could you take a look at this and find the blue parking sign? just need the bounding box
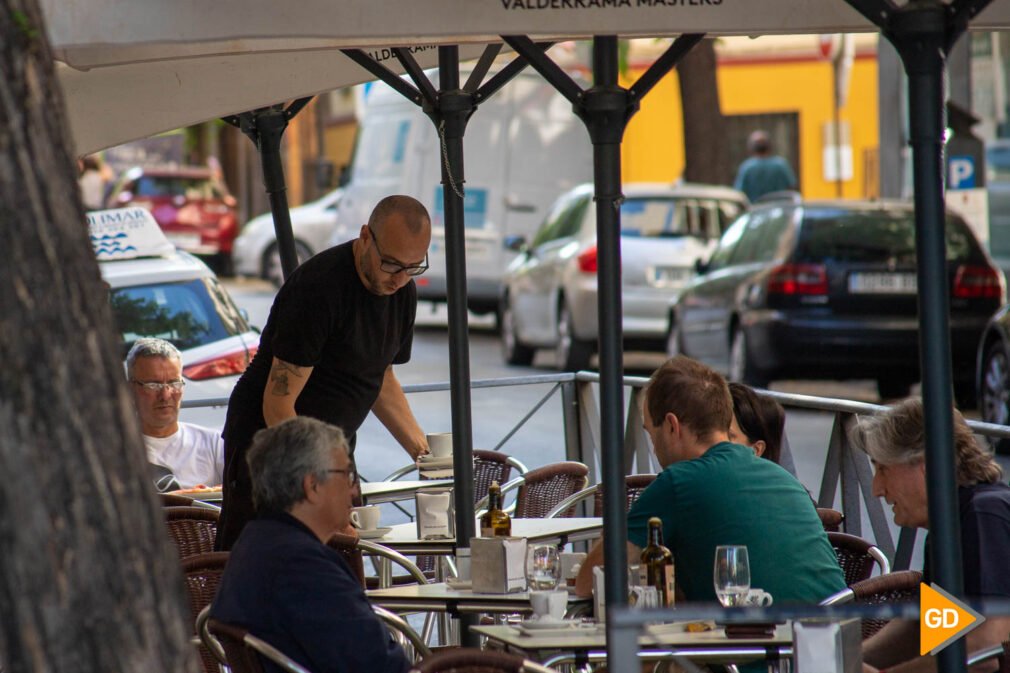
[948,155,976,189]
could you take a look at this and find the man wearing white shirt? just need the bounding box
[127,338,224,489]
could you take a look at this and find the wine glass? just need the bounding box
[713,545,750,607]
[526,544,561,591]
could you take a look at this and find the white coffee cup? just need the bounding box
[350,505,381,531]
[744,588,773,606]
[530,589,567,622]
[426,432,453,458]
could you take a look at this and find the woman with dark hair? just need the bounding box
[728,382,786,465]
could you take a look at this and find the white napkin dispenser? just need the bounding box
[415,487,455,540]
[470,537,528,594]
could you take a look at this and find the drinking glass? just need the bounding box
[526,544,561,591]
[713,545,750,607]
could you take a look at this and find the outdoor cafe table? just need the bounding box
[360,479,454,505]
[366,582,591,617]
[471,621,794,670]
[371,517,604,557]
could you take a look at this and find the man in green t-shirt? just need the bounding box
[576,356,844,605]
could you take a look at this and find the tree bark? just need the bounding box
[677,39,731,186]
[0,2,197,672]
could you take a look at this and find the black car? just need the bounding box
[976,308,1010,451]
[668,199,1004,406]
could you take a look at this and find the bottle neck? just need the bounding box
[648,523,663,547]
[489,490,500,511]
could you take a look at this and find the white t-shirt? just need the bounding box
[145,422,224,489]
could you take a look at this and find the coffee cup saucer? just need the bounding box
[355,526,393,540]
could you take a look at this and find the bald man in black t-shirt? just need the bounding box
[217,195,432,549]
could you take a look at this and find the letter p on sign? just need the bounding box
[949,156,976,189]
[920,583,985,655]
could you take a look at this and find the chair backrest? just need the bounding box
[162,492,196,507]
[827,531,890,585]
[165,506,220,559]
[592,474,657,517]
[325,533,367,588]
[515,462,589,518]
[816,508,845,532]
[372,605,432,662]
[849,569,922,639]
[181,552,230,673]
[473,450,518,505]
[409,647,529,673]
[208,620,314,673]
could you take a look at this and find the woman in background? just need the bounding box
[728,381,786,465]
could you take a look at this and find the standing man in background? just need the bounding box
[217,195,432,550]
[734,130,797,202]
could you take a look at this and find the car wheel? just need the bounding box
[876,378,913,401]
[556,301,593,372]
[665,313,681,358]
[980,341,1010,454]
[729,328,768,387]
[263,240,313,287]
[500,296,535,367]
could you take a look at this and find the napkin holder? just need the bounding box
[793,618,861,673]
[415,487,455,540]
[470,536,528,594]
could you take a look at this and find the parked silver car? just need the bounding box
[500,182,749,370]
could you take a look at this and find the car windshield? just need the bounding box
[109,277,248,356]
[797,209,974,264]
[136,176,224,200]
[620,197,740,241]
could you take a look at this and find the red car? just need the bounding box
[107,166,239,274]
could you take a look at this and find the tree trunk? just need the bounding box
[677,39,731,186]
[0,3,197,672]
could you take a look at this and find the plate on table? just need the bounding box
[356,527,393,540]
[417,454,454,469]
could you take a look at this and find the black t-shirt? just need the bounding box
[224,240,416,450]
[922,482,1010,598]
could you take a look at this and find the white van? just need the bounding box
[328,68,593,320]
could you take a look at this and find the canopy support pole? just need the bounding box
[503,33,701,673]
[342,43,534,647]
[845,2,990,671]
[223,98,312,283]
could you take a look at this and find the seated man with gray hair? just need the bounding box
[858,397,1010,673]
[210,417,410,673]
[126,338,224,489]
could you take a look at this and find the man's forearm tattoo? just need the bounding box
[270,361,304,397]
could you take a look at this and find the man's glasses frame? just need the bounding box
[368,225,428,277]
[132,379,186,393]
[327,467,357,483]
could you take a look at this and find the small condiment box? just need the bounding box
[415,487,455,540]
[470,537,528,594]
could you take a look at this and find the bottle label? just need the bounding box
[480,525,492,537]
[664,564,675,607]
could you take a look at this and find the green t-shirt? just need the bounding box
[627,442,845,604]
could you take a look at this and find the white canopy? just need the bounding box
[44,0,1010,154]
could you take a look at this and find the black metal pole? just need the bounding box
[225,106,303,282]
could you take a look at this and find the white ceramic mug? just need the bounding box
[426,432,453,458]
[530,590,567,622]
[744,588,774,606]
[350,505,381,530]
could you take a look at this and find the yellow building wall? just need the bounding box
[620,55,880,199]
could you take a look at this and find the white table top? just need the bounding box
[359,479,454,504]
[367,582,590,615]
[372,517,604,555]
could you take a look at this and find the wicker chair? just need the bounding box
[409,647,558,673]
[162,492,196,507]
[208,619,311,673]
[967,640,1010,672]
[181,552,230,673]
[592,474,656,516]
[827,531,891,585]
[820,569,922,639]
[513,462,589,519]
[165,506,219,559]
[326,532,367,587]
[816,508,845,532]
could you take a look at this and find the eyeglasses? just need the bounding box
[327,467,357,483]
[131,379,185,393]
[369,226,428,277]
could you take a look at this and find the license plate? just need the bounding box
[166,233,201,250]
[848,272,917,294]
[651,266,692,287]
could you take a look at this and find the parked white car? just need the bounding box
[500,182,749,371]
[233,188,342,286]
[90,208,260,429]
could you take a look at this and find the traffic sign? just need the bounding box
[949,155,977,189]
